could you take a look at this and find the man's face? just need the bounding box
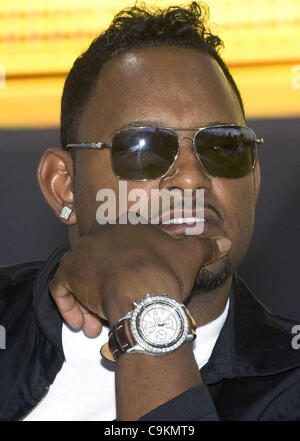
[72,46,260,289]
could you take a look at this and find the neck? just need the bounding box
[186,275,232,327]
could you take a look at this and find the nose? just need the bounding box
[159,136,212,191]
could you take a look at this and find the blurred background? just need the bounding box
[0,0,299,319]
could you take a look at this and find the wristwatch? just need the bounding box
[100,293,196,362]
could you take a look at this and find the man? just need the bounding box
[1,2,300,421]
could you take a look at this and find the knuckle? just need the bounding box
[179,235,219,266]
[200,242,217,265]
[58,251,73,273]
[167,268,185,298]
[180,235,196,247]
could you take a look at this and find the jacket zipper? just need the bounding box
[19,386,49,421]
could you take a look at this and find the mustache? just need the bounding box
[129,193,222,225]
[148,189,221,223]
[96,182,224,227]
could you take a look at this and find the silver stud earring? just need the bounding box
[60,206,73,221]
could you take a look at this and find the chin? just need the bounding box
[191,257,233,294]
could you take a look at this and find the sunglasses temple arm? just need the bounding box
[65,142,111,150]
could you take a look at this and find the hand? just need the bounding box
[49,222,231,336]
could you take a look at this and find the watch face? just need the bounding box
[138,303,182,347]
[130,295,189,354]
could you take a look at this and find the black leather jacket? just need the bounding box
[1,246,300,421]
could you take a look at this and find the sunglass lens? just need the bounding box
[111,128,178,180]
[195,126,257,178]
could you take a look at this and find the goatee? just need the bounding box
[191,259,232,295]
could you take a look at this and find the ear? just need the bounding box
[37,148,77,225]
[253,157,261,205]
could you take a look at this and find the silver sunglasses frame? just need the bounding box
[65,124,264,181]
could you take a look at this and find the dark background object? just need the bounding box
[0,118,299,320]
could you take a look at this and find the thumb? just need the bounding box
[200,235,232,266]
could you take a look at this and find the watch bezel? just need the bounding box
[129,294,189,355]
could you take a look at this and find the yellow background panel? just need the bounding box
[2,63,299,129]
[0,0,299,127]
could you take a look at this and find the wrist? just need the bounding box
[116,342,203,421]
[104,298,132,328]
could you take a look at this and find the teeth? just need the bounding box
[162,217,205,225]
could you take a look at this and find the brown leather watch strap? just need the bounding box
[185,307,197,336]
[108,318,136,360]
[100,305,196,362]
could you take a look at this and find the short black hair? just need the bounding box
[61,1,245,149]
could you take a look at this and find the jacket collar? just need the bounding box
[201,273,300,384]
[33,245,69,357]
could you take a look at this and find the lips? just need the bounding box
[157,207,222,237]
[161,217,205,225]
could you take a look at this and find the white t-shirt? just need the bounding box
[24,299,229,421]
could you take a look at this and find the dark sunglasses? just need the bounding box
[65,124,264,181]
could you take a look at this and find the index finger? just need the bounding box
[49,274,85,330]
